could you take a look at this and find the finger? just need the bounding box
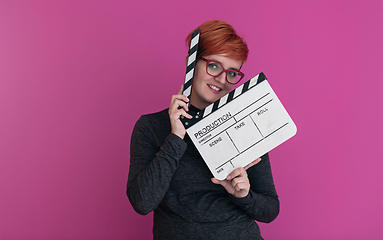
[171,94,189,105]
[211,178,221,185]
[230,176,249,190]
[231,175,247,187]
[178,84,184,95]
[234,182,249,192]
[211,178,228,188]
[170,97,190,114]
[244,158,262,170]
[171,96,190,108]
[226,167,246,180]
[170,108,192,120]
[170,98,189,112]
[178,109,193,119]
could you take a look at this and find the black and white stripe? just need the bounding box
[183,29,201,103]
[182,72,267,129]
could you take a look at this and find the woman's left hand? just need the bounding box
[211,158,261,198]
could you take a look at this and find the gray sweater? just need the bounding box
[127,106,279,240]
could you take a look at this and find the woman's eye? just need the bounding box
[228,71,238,78]
[208,62,219,69]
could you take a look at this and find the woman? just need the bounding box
[127,20,279,240]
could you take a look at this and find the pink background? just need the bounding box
[1,0,382,239]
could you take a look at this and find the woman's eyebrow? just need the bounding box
[211,59,240,71]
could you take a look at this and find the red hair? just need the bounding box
[186,20,249,62]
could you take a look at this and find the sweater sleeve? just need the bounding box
[126,115,187,215]
[229,153,280,223]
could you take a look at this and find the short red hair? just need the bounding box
[186,20,249,62]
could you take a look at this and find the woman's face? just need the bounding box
[190,54,243,109]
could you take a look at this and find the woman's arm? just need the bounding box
[127,115,187,215]
[127,85,192,215]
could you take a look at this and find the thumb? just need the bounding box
[211,178,227,187]
[211,178,223,185]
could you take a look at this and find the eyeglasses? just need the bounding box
[199,57,245,84]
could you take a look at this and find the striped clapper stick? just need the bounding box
[182,29,200,107]
[183,72,297,180]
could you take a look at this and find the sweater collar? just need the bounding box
[188,104,201,114]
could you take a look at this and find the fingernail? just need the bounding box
[226,175,231,180]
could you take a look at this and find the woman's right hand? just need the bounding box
[168,85,192,139]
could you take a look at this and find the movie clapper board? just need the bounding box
[181,30,297,180]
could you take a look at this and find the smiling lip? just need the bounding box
[207,84,222,93]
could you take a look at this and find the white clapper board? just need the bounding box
[181,30,297,180]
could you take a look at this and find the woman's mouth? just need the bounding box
[207,84,221,92]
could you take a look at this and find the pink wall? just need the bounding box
[1,0,382,239]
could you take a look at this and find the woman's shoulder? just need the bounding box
[134,108,170,131]
[139,108,169,122]
[132,108,171,145]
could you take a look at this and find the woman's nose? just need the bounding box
[214,72,226,84]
